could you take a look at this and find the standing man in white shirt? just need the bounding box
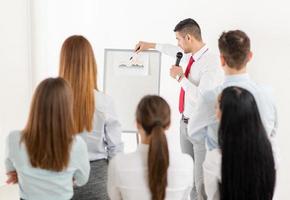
[135,18,224,200]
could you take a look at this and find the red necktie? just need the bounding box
[179,56,194,113]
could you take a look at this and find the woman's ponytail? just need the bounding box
[148,125,169,200]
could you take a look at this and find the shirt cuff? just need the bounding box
[155,43,163,52]
[179,76,189,91]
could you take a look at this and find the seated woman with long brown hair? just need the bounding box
[5,77,90,200]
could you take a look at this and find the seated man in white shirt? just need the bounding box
[203,86,276,200]
[108,95,193,200]
[187,30,278,199]
[135,18,224,200]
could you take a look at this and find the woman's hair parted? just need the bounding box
[218,86,276,200]
[136,95,171,200]
[22,77,75,172]
[59,35,97,133]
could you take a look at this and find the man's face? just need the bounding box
[175,32,191,53]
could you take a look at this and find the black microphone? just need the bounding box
[175,52,183,66]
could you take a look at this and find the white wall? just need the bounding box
[1,0,290,198]
[0,0,32,185]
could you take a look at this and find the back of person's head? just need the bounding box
[136,95,171,200]
[218,30,251,70]
[22,77,75,172]
[218,86,276,200]
[59,35,97,133]
[174,18,202,41]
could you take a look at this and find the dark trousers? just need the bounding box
[72,159,109,200]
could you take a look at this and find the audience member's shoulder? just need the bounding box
[256,83,276,104]
[111,149,147,170]
[94,90,115,111]
[202,85,222,104]
[72,135,88,152]
[258,83,274,96]
[94,90,109,102]
[7,130,21,143]
[5,131,22,152]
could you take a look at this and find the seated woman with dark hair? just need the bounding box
[203,86,276,200]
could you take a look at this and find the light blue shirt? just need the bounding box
[188,73,278,150]
[5,131,90,200]
[79,91,124,161]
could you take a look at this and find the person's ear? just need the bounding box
[247,51,253,62]
[220,54,226,66]
[136,122,142,130]
[216,109,222,121]
[186,34,191,41]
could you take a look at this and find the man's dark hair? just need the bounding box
[218,30,251,70]
[174,18,202,41]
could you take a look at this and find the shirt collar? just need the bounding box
[192,44,209,61]
[224,73,250,83]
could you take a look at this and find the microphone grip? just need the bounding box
[175,52,183,67]
[175,58,181,66]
